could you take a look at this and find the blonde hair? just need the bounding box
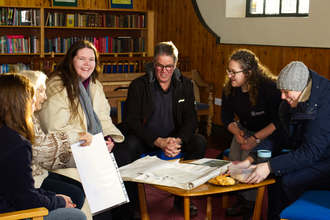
[19,70,47,88]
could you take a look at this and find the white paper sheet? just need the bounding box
[119,156,232,190]
[71,132,129,215]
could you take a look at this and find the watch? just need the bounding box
[252,134,261,144]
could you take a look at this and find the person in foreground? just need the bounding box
[19,70,91,210]
[118,41,207,216]
[221,49,282,219]
[37,40,134,220]
[0,73,86,220]
[235,61,330,220]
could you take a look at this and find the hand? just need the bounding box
[78,132,93,146]
[154,137,181,158]
[245,162,270,184]
[241,136,256,151]
[233,158,253,169]
[105,137,115,152]
[235,130,246,145]
[57,194,76,208]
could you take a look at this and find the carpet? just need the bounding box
[143,148,269,220]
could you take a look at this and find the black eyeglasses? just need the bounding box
[226,68,244,76]
[155,63,174,71]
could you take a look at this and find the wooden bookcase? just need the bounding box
[0,6,154,73]
[0,6,43,71]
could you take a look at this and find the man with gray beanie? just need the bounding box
[232,61,330,220]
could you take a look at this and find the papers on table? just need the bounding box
[189,158,232,168]
[71,132,129,216]
[119,156,232,190]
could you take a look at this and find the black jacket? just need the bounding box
[0,125,65,214]
[119,62,198,147]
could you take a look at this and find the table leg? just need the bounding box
[184,196,190,220]
[137,183,150,220]
[205,196,212,220]
[222,193,228,208]
[253,186,265,220]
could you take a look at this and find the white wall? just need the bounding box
[195,0,329,48]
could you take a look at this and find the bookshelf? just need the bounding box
[0,6,43,73]
[0,6,154,73]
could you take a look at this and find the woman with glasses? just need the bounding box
[221,49,282,220]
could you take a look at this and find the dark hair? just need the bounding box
[0,73,35,143]
[154,41,179,64]
[224,49,277,106]
[47,40,101,123]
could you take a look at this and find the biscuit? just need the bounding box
[209,175,236,186]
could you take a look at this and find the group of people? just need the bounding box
[0,39,329,220]
[0,40,206,220]
[222,49,330,220]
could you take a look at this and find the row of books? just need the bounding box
[36,60,137,74]
[0,63,30,74]
[44,36,145,54]
[0,35,39,54]
[1,8,40,26]
[45,12,145,28]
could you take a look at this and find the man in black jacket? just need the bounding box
[119,41,206,217]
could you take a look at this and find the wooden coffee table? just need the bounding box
[137,175,275,220]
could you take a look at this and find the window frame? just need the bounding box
[246,0,308,17]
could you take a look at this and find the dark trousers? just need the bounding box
[267,166,330,220]
[41,172,86,209]
[124,133,207,162]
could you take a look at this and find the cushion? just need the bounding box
[280,190,330,220]
[196,102,209,110]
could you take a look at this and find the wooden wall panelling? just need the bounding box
[210,42,222,125]
[187,2,199,71]
[179,0,190,61]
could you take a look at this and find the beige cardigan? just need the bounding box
[37,76,124,144]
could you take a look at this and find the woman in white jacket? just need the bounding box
[37,40,134,220]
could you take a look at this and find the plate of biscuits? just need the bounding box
[208,175,238,186]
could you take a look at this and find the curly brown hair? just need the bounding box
[0,73,35,143]
[223,49,277,106]
[47,40,101,124]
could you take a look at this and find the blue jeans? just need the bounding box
[45,208,86,220]
[268,166,330,220]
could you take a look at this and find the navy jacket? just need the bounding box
[118,62,198,147]
[0,125,65,214]
[251,69,330,177]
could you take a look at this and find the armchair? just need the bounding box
[0,207,48,220]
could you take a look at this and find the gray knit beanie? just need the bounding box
[277,61,309,91]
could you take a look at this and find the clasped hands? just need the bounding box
[154,137,182,158]
[235,130,256,151]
